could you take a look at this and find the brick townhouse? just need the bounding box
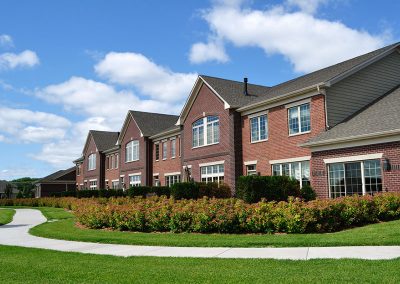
[74,42,400,198]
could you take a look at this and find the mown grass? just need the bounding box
[0,208,15,225]
[0,245,400,283]
[9,206,399,248]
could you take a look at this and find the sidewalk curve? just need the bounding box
[1,209,400,260]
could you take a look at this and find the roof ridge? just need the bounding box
[129,110,179,117]
[200,74,271,88]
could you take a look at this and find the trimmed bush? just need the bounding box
[299,185,317,201]
[127,186,152,197]
[198,182,231,198]
[170,182,199,200]
[236,175,300,203]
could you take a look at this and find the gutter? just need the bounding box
[149,126,181,140]
[301,129,400,148]
[237,83,326,113]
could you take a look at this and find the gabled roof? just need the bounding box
[82,130,120,154]
[303,85,400,147]
[36,167,76,183]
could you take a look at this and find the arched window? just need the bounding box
[126,140,139,162]
[192,116,219,147]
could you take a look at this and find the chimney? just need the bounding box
[243,77,248,96]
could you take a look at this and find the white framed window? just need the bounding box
[155,143,160,161]
[250,114,268,142]
[111,156,115,169]
[88,154,96,171]
[154,175,160,186]
[162,141,167,160]
[246,164,257,176]
[129,175,141,187]
[171,138,176,158]
[89,180,97,190]
[288,103,311,135]
[192,116,219,148]
[112,180,119,189]
[272,161,310,188]
[76,164,81,176]
[201,164,224,184]
[328,159,382,198]
[115,154,119,169]
[126,140,139,162]
[165,175,181,187]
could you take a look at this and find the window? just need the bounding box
[155,143,160,161]
[250,114,268,142]
[76,164,81,176]
[171,139,176,158]
[162,141,167,160]
[114,154,119,169]
[89,180,97,190]
[154,175,160,186]
[246,164,257,176]
[192,116,219,147]
[126,140,139,162]
[201,164,224,184]
[88,154,96,171]
[288,103,311,135]
[111,156,115,169]
[106,157,109,170]
[272,161,310,188]
[166,175,181,187]
[329,159,382,198]
[129,175,141,187]
[120,176,125,189]
[112,180,119,189]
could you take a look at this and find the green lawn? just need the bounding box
[0,208,15,225]
[0,245,399,283]
[14,207,400,247]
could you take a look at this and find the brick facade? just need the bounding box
[82,135,104,189]
[119,117,149,188]
[105,152,120,188]
[311,141,400,198]
[75,163,84,189]
[152,135,182,186]
[241,95,327,175]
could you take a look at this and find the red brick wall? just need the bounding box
[152,135,182,186]
[119,116,148,188]
[82,134,103,188]
[75,163,84,189]
[105,152,120,188]
[311,141,400,198]
[242,95,327,175]
[182,84,236,191]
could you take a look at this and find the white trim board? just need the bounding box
[128,172,141,176]
[244,160,258,166]
[285,98,311,109]
[269,156,311,165]
[199,160,225,167]
[164,171,181,176]
[324,153,383,164]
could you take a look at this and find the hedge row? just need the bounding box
[2,193,400,234]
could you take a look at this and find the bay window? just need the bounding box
[288,103,311,135]
[192,116,219,147]
[126,140,139,162]
[201,164,224,184]
[328,159,382,198]
[272,161,310,188]
[250,114,268,142]
[88,154,96,171]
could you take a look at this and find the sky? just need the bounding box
[0,0,399,180]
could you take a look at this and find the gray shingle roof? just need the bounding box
[36,167,76,183]
[90,130,120,152]
[129,110,178,137]
[305,86,400,145]
[201,43,400,109]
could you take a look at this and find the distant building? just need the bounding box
[0,180,18,199]
[34,167,76,198]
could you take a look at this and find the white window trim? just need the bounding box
[248,110,268,119]
[155,142,160,161]
[162,141,167,160]
[324,153,383,164]
[170,138,176,158]
[88,154,96,171]
[119,175,124,178]
[270,156,311,165]
[285,98,311,109]
[153,173,160,177]
[288,103,311,136]
[164,171,181,176]
[128,172,142,176]
[125,140,139,163]
[244,160,258,166]
[199,160,225,167]
[182,165,192,169]
[111,179,119,182]
[272,161,310,188]
[192,116,220,149]
[250,113,269,143]
[89,179,97,182]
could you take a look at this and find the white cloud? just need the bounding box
[192,0,390,72]
[189,39,229,64]
[0,34,13,47]
[0,167,39,180]
[0,50,39,70]
[95,52,197,102]
[0,107,71,143]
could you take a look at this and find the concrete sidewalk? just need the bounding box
[1,209,400,260]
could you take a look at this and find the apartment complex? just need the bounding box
[74,42,400,198]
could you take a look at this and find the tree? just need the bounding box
[4,183,13,199]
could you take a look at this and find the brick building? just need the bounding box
[73,42,400,198]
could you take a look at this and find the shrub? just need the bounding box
[170,182,199,200]
[236,175,300,203]
[198,182,231,198]
[300,185,317,201]
[127,186,152,197]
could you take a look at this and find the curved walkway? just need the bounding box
[1,209,400,260]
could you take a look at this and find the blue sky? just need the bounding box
[0,0,399,180]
